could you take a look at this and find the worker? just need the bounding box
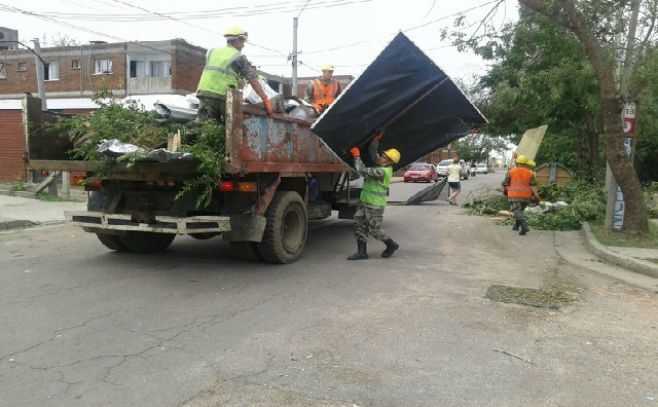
[305,64,342,114]
[347,133,400,260]
[502,155,540,236]
[196,27,273,122]
[527,159,537,176]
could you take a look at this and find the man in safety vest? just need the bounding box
[502,155,540,236]
[347,133,400,260]
[196,27,273,122]
[305,64,342,114]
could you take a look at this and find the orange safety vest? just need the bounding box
[311,78,339,113]
[507,167,533,199]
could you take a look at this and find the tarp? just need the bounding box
[311,32,487,169]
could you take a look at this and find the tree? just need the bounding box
[516,0,648,233]
[454,132,508,164]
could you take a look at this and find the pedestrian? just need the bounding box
[196,27,273,122]
[502,155,540,236]
[305,64,342,114]
[447,157,462,205]
[347,133,401,260]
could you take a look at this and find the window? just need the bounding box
[71,59,80,69]
[94,59,113,74]
[0,66,6,79]
[17,62,27,72]
[129,60,145,78]
[44,62,59,80]
[150,60,170,78]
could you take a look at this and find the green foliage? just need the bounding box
[176,121,226,208]
[68,96,172,161]
[9,178,25,192]
[590,221,658,249]
[464,194,509,215]
[527,182,606,230]
[454,133,508,164]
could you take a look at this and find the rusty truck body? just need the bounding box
[27,90,357,263]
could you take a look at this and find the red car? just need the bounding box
[404,162,438,183]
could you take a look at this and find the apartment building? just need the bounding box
[0,36,206,99]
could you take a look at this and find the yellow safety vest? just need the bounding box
[197,46,241,96]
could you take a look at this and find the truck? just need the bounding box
[24,33,486,264]
[27,90,358,264]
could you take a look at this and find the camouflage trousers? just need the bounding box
[509,199,529,222]
[197,95,226,123]
[353,203,390,242]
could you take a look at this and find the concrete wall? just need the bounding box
[127,77,172,95]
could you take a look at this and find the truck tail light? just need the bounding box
[218,181,235,192]
[236,182,257,192]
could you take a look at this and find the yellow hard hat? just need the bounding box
[527,160,536,167]
[224,27,248,40]
[321,64,334,71]
[382,148,401,164]
[516,155,528,165]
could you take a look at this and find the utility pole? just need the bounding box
[291,17,299,98]
[32,38,47,110]
[604,0,641,230]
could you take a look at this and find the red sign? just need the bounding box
[623,102,636,136]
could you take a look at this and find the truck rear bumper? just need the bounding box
[65,211,231,235]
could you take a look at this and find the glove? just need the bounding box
[373,132,383,141]
[350,147,360,158]
[263,98,273,115]
[503,187,508,197]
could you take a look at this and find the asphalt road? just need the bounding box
[1,172,657,407]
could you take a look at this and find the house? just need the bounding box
[0,36,206,99]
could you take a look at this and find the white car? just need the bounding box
[436,159,469,180]
[476,163,489,174]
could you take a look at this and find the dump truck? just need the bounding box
[25,33,486,264]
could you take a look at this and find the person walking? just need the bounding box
[305,64,342,114]
[502,155,540,236]
[446,158,462,205]
[196,27,273,122]
[347,133,400,260]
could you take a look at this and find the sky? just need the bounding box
[0,0,518,83]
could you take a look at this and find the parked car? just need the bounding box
[476,163,489,174]
[404,162,439,183]
[436,159,469,180]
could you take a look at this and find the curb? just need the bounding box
[0,188,37,199]
[0,219,37,231]
[581,222,658,279]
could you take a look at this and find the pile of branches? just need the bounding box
[42,96,225,208]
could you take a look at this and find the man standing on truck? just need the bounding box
[305,64,342,114]
[502,155,540,236]
[347,133,401,260]
[196,27,273,122]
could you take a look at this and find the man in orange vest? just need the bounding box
[502,155,540,235]
[305,64,342,114]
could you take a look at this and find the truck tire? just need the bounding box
[95,233,127,252]
[257,191,308,264]
[119,232,175,253]
[230,242,263,262]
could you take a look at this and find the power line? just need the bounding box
[0,3,173,56]
[297,0,313,17]
[302,0,501,55]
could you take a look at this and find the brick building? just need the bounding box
[0,38,206,99]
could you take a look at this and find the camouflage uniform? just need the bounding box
[353,140,390,243]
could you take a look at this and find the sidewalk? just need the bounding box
[0,194,86,231]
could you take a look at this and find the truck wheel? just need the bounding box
[258,191,308,264]
[95,233,127,252]
[230,242,263,262]
[119,232,175,253]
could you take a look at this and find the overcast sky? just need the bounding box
[0,0,518,82]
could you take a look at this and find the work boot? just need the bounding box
[512,220,521,231]
[519,222,530,236]
[381,238,399,258]
[347,241,368,260]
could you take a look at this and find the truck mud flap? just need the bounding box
[65,211,231,234]
[222,214,266,242]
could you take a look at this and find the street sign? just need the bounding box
[623,102,636,136]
